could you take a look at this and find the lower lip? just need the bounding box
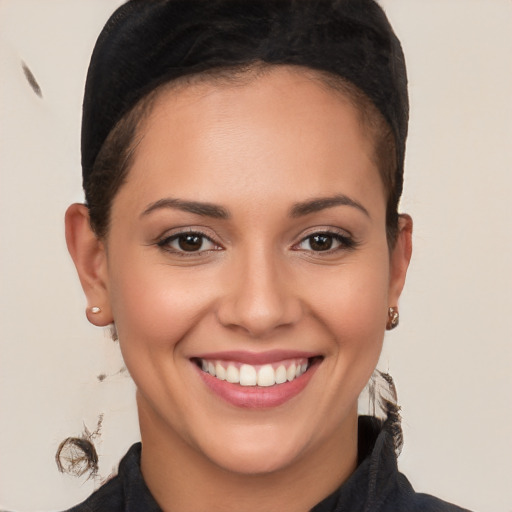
[194,361,319,409]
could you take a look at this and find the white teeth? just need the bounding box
[239,364,257,386]
[199,358,311,387]
[226,365,239,383]
[215,362,226,381]
[287,363,296,382]
[275,365,287,384]
[257,365,276,387]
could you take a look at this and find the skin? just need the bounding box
[66,66,412,512]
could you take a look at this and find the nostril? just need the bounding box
[216,293,303,338]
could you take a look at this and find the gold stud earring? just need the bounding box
[386,307,399,330]
[90,306,101,314]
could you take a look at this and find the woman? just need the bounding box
[62,0,467,511]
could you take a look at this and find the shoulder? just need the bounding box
[402,493,472,512]
[386,472,473,512]
[413,494,473,512]
[356,416,474,512]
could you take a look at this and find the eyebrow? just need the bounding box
[141,193,369,220]
[290,194,370,218]
[141,198,230,219]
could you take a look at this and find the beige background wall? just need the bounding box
[1,1,510,511]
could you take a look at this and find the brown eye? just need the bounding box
[295,231,355,253]
[309,234,333,251]
[158,231,220,254]
[178,234,204,251]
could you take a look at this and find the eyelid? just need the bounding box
[154,225,221,243]
[155,227,224,255]
[291,227,358,253]
[296,226,353,240]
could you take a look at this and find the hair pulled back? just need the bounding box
[82,0,408,244]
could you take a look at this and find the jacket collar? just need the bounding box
[120,416,397,512]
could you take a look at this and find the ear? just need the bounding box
[65,203,113,326]
[388,214,413,306]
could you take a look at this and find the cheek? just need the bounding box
[304,252,390,389]
[306,257,390,337]
[107,256,214,351]
[344,270,389,339]
[342,268,389,368]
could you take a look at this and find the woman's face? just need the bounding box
[73,67,411,475]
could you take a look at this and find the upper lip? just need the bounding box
[192,350,320,365]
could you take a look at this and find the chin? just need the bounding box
[202,434,305,476]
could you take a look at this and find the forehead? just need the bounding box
[117,66,385,216]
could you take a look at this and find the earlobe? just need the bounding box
[388,214,413,307]
[65,204,113,326]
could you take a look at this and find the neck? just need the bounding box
[138,393,359,512]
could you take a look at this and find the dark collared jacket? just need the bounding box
[65,417,471,512]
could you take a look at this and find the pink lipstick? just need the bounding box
[192,352,322,409]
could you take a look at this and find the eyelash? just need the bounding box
[293,230,358,254]
[156,230,222,257]
[156,228,357,258]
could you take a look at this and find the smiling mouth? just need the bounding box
[192,357,322,387]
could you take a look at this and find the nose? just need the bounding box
[216,248,303,338]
